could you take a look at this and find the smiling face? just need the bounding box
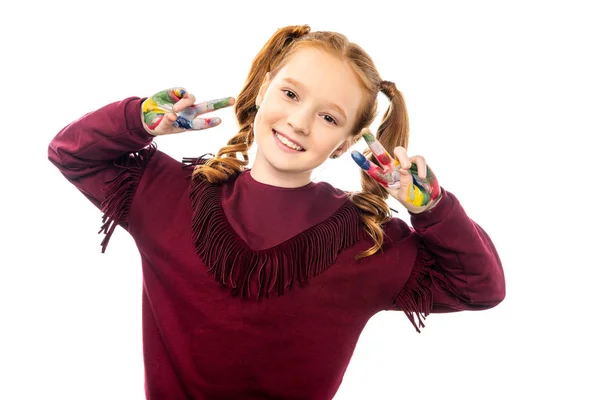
[251,46,365,187]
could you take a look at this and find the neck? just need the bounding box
[250,154,313,188]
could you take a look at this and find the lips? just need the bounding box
[272,129,305,150]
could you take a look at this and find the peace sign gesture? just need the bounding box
[142,87,235,136]
[351,129,441,213]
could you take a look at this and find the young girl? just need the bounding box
[48,25,505,400]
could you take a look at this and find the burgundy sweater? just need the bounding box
[48,96,506,400]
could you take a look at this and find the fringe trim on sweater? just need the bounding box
[98,143,157,253]
[187,174,364,300]
[394,246,464,333]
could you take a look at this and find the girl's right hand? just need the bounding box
[141,87,236,136]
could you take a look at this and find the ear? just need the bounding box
[332,132,362,156]
[255,72,271,108]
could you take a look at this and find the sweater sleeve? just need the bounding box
[393,188,506,332]
[47,96,157,252]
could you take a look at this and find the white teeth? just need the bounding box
[275,132,304,151]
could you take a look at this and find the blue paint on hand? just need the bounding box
[174,115,193,130]
[351,151,370,170]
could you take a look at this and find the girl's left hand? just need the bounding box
[351,129,442,214]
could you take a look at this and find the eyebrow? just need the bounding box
[282,77,347,121]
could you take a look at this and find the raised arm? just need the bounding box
[393,189,506,332]
[48,88,235,252]
[352,129,505,332]
[48,96,156,251]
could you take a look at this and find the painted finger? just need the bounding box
[361,130,398,171]
[351,150,399,188]
[154,88,187,108]
[192,117,222,130]
[173,116,222,130]
[410,155,427,180]
[172,92,197,112]
[393,146,411,169]
[407,164,441,206]
[184,97,236,117]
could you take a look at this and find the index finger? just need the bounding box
[361,129,400,171]
[186,97,236,117]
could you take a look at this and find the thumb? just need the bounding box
[164,112,177,123]
[161,111,179,126]
[151,111,179,135]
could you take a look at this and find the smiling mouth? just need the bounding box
[272,129,306,151]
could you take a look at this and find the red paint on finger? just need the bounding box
[376,153,393,166]
[366,169,390,187]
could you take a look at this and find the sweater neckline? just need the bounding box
[240,169,317,192]
[188,171,365,299]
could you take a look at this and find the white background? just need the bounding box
[1,0,599,399]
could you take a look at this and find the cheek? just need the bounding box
[253,112,275,146]
[262,100,284,120]
[263,92,293,117]
[255,106,272,128]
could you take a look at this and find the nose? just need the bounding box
[287,106,311,136]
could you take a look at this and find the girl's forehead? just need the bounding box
[275,47,363,109]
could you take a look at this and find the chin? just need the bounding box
[263,150,311,174]
[266,155,302,172]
